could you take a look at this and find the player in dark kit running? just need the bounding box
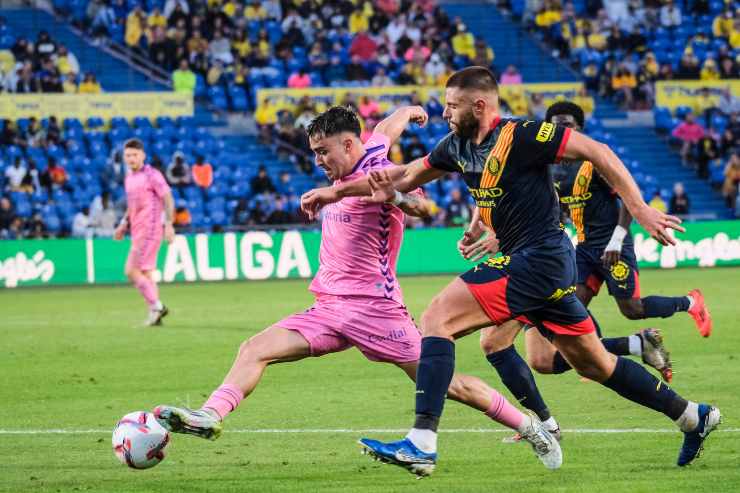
[301,66,721,477]
[473,101,714,445]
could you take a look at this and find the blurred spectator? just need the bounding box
[125,6,146,48]
[72,207,92,237]
[63,72,78,93]
[611,66,636,109]
[78,72,102,93]
[723,152,740,208]
[276,171,297,197]
[500,65,523,85]
[102,150,126,190]
[172,59,196,93]
[346,55,369,81]
[350,30,378,62]
[403,135,427,162]
[660,0,682,29]
[267,195,294,224]
[676,53,700,79]
[648,190,667,212]
[528,93,547,119]
[287,69,312,88]
[250,165,275,194]
[209,31,234,65]
[700,59,720,81]
[90,0,116,40]
[358,96,380,120]
[671,113,705,165]
[471,38,495,69]
[191,155,213,190]
[712,8,734,38]
[255,97,279,130]
[166,152,191,188]
[174,204,191,232]
[19,160,40,194]
[451,23,475,59]
[163,0,189,19]
[696,132,720,179]
[325,56,346,82]
[424,53,447,85]
[0,197,15,236]
[372,67,393,86]
[232,198,251,226]
[445,188,471,226]
[46,116,62,146]
[90,192,117,236]
[389,143,404,164]
[55,45,79,76]
[42,157,68,190]
[27,213,47,238]
[669,182,690,215]
[4,158,26,192]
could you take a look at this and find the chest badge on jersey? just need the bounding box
[610,261,630,281]
[484,255,510,269]
[486,155,501,176]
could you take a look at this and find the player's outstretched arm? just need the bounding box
[562,130,684,246]
[300,158,446,219]
[372,106,428,145]
[162,192,175,244]
[367,169,436,218]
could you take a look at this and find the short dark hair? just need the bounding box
[545,101,585,129]
[124,138,145,150]
[307,106,361,139]
[446,66,499,93]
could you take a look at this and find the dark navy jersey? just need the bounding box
[554,160,632,249]
[424,118,571,255]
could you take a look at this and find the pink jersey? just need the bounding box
[124,165,170,239]
[309,133,415,305]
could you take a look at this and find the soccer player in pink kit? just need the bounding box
[114,138,175,326]
[154,106,561,470]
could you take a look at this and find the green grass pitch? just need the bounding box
[1,268,739,492]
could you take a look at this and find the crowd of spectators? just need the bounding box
[522,0,738,110]
[0,19,103,94]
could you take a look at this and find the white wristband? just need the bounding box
[389,190,404,206]
[605,225,628,252]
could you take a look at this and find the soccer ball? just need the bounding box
[112,411,170,469]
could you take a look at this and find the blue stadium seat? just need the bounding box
[208,86,229,111]
[87,117,104,129]
[228,85,248,111]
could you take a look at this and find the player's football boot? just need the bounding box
[358,437,436,478]
[687,289,712,337]
[677,404,721,466]
[146,306,169,327]
[153,405,222,441]
[639,328,673,382]
[502,420,561,444]
[517,415,563,470]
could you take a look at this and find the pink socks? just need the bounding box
[134,277,159,308]
[203,384,244,420]
[484,390,525,430]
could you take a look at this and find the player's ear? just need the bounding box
[472,98,486,116]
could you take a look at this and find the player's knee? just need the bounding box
[527,353,555,374]
[619,301,643,320]
[420,297,451,337]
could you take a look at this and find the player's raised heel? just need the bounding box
[518,414,563,470]
[153,405,222,441]
[687,289,712,338]
[358,438,436,478]
[639,328,673,382]
[677,404,721,466]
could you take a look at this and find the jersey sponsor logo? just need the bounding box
[610,260,630,281]
[559,192,592,204]
[323,211,351,223]
[536,122,555,143]
[484,255,511,269]
[547,285,576,302]
[469,187,504,208]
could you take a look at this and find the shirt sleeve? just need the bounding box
[363,132,391,160]
[423,133,459,172]
[512,120,572,168]
[151,169,171,198]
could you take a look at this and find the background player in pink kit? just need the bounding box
[153,106,561,470]
[114,138,175,326]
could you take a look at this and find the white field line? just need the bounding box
[1,428,739,435]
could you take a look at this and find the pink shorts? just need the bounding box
[276,295,421,363]
[126,234,163,272]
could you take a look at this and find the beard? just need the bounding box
[450,109,480,139]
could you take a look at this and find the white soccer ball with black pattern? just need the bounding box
[112,411,170,469]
